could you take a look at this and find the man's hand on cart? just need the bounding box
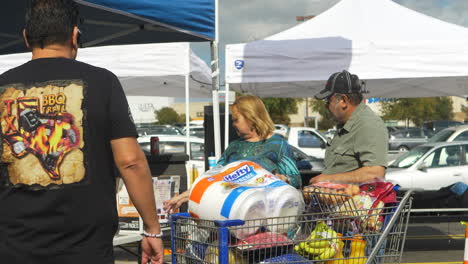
[163,190,190,213]
[141,236,164,264]
[309,174,333,184]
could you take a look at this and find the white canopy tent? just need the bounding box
[0,42,211,98]
[225,0,468,99]
[0,42,212,158]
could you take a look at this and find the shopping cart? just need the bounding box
[170,189,412,264]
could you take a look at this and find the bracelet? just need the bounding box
[141,230,163,238]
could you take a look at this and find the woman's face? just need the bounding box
[232,105,255,139]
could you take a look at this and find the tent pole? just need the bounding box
[185,43,191,188]
[211,0,221,160]
[224,83,230,150]
[185,44,191,159]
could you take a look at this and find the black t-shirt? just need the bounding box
[0,57,137,263]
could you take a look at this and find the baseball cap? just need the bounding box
[315,70,365,100]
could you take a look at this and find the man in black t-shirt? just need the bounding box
[0,1,163,263]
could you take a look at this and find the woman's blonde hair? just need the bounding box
[232,95,274,140]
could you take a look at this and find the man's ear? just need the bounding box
[22,29,31,49]
[339,94,349,110]
[71,26,79,50]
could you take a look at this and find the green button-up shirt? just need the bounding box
[323,103,388,175]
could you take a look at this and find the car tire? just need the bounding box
[398,145,409,152]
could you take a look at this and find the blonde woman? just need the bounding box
[164,95,301,212]
[216,95,301,187]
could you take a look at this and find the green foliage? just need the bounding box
[310,99,335,130]
[262,98,299,125]
[381,97,454,126]
[462,104,468,122]
[178,114,188,123]
[154,107,183,125]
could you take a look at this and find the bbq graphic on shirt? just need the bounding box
[0,81,85,187]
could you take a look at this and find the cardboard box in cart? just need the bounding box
[116,175,180,233]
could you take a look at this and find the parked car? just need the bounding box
[274,124,289,138]
[137,125,184,137]
[386,126,404,134]
[386,141,468,191]
[289,145,325,172]
[286,127,328,159]
[183,126,205,138]
[324,129,337,140]
[138,135,204,161]
[422,120,464,133]
[189,120,204,126]
[388,127,435,152]
[428,125,468,143]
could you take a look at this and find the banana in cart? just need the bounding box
[294,221,341,260]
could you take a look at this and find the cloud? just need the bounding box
[220,0,340,43]
[394,0,468,27]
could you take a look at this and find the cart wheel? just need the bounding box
[137,241,142,264]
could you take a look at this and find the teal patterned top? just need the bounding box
[217,134,301,188]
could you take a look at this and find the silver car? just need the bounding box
[428,125,468,143]
[388,127,435,152]
[386,141,468,191]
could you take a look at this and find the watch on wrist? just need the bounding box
[141,230,163,238]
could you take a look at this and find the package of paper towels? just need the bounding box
[188,160,304,238]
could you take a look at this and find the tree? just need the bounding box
[154,107,183,125]
[381,97,454,127]
[262,98,299,125]
[462,104,468,122]
[310,98,335,130]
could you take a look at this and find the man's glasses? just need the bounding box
[325,93,335,106]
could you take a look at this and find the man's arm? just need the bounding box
[112,137,164,263]
[111,137,160,233]
[310,165,385,184]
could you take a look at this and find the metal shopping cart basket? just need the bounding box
[170,189,413,264]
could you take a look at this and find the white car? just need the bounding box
[287,127,328,159]
[386,141,468,191]
[138,135,206,184]
[428,125,468,143]
[183,126,204,138]
[324,129,337,140]
[274,124,289,138]
[138,135,205,161]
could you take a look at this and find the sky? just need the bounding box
[190,0,468,89]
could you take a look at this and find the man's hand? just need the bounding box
[141,237,164,264]
[309,174,333,184]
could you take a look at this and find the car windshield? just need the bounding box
[427,129,454,143]
[388,146,431,168]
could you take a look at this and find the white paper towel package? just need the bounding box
[188,160,304,238]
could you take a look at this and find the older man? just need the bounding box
[310,70,388,184]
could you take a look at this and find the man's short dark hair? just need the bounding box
[25,0,80,48]
[345,92,363,105]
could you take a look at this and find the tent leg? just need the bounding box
[210,40,221,160]
[224,83,230,150]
